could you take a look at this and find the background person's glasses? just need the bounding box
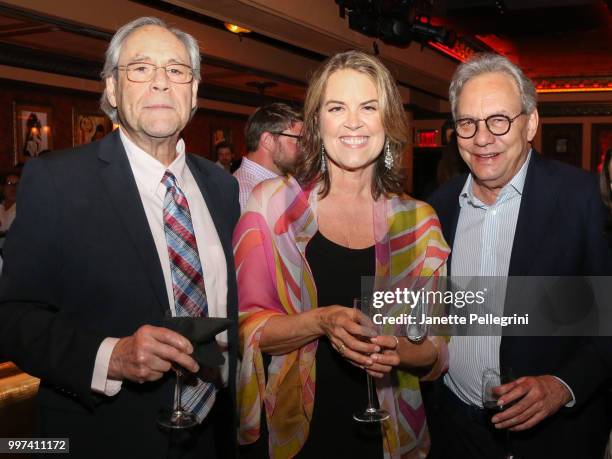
[115,62,194,84]
[271,132,302,141]
[454,113,524,139]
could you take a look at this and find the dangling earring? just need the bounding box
[384,139,393,170]
[321,143,327,174]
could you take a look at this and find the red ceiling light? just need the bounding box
[534,77,612,93]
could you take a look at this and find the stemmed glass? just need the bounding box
[482,367,517,459]
[406,296,428,342]
[352,296,390,423]
[158,312,198,430]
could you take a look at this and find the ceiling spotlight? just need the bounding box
[224,23,251,34]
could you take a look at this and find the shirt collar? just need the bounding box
[239,157,279,180]
[459,149,532,209]
[120,128,187,195]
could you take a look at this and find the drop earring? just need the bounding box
[384,140,393,170]
[321,144,327,173]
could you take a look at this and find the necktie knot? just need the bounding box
[162,170,178,190]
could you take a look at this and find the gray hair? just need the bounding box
[100,16,201,122]
[449,53,537,120]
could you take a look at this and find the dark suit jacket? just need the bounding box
[0,131,240,458]
[427,152,611,458]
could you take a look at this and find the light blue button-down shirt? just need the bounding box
[444,151,530,406]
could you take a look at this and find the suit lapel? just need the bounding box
[508,152,558,276]
[436,176,465,275]
[97,131,169,313]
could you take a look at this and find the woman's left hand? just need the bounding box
[363,335,401,378]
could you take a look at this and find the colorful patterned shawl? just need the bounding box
[233,176,450,459]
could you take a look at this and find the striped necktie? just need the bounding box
[162,170,216,422]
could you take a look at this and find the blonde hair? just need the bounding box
[296,50,408,198]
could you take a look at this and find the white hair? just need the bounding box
[99,16,201,122]
[449,53,537,120]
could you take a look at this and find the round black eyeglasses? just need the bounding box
[454,113,525,139]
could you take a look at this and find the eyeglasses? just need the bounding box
[115,62,194,84]
[271,132,302,141]
[454,113,525,139]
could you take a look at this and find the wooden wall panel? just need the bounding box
[0,79,247,176]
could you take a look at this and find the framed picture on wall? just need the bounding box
[72,109,113,147]
[210,126,233,152]
[591,123,612,173]
[13,102,53,165]
[541,123,582,168]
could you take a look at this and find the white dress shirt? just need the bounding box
[91,129,228,395]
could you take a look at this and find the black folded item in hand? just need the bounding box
[162,317,232,368]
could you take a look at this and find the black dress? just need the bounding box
[239,231,383,459]
[295,231,383,458]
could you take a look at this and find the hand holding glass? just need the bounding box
[158,312,198,430]
[482,367,517,459]
[352,297,390,423]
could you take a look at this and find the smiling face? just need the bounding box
[319,69,385,174]
[105,25,198,146]
[456,71,538,196]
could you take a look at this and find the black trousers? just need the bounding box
[426,383,509,459]
[425,381,609,459]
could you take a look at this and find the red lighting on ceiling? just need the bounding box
[534,78,612,93]
[537,86,612,93]
[428,41,471,62]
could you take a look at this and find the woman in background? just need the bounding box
[234,50,450,458]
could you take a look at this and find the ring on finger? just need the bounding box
[339,342,346,355]
[393,336,399,349]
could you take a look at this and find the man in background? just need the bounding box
[233,103,302,211]
[214,141,233,173]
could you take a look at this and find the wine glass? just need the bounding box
[352,296,390,423]
[158,311,198,430]
[406,296,428,342]
[482,367,517,459]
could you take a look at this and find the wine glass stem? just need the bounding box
[366,373,375,410]
[505,429,513,458]
[174,371,183,412]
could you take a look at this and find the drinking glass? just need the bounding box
[158,367,198,429]
[352,297,390,423]
[482,367,517,459]
[158,310,198,430]
[406,296,428,342]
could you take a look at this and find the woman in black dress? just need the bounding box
[234,50,450,459]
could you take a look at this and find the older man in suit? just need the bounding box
[0,17,239,458]
[426,53,610,459]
